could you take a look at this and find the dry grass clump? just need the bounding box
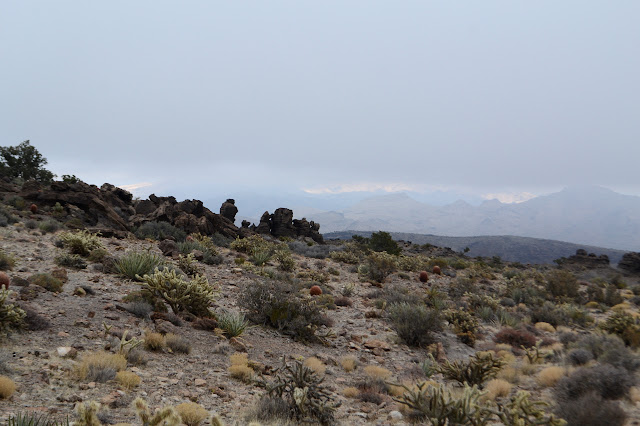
[115,371,141,390]
[535,322,556,333]
[483,378,512,401]
[363,365,392,380]
[165,333,191,354]
[342,387,359,398]
[303,357,326,376]
[340,356,357,372]
[175,402,209,426]
[144,331,166,351]
[497,365,520,384]
[630,386,640,404]
[76,351,127,382]
[537,366,566,387]
[0,375,16,399]
[229,353,253,383]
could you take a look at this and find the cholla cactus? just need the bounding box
[0,286,25,333]
[133,398,180,426]
[136,267,217,316]
[74,401,102,426]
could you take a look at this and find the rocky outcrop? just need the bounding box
[250,208,323,243]
[563,249,610,268]
[618,252,640,274]
[220,199,238,223]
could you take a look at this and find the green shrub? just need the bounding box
[58,230,103,256]
[135,221,186,242]
[368,231,401,255]
[388,302,442,347]
[546,270,579,300]
[0,287,25,333]
[38,219,60,234]
[600,311,640,346]
[273,249,295,272]
[29,273,63,292]
[554,364,635,401]
[530,302,570,327]
[240,280,332,343]
[54,253,87,269]
[359,251,397,283]
[570,333,640,372]
[137,268,217,316]
[115,251,164,281]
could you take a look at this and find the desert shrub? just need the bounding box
[165,333,191,354]
[368,231,401,255]
[230,234,273,254]
[340,356,357,372]
[143,332,166,351]
[115,371,141,390]
[370,284,419,307]
[563,304,594,327]
[304,357,326,376]
[0,206,18,226]
[273,249,296,272]
[554,364,635,401]
[24,219,37,229]
[570,333,640,372]
[289,241,335,259]
[328,247,362,264]
[76,351,127,382]
[601,310,640,346]
[240,280,331,343]
[115,251,164,281]
[124,301,153,319]
[135,221,186,241]
[58,230,103,256]
[263,358,337,425]
[0,288,25,334]
[0,250,16,271]
[54,253,87,269]
[555,392,626,426]
[537,366,566,387]
[216,310,250,338]
[28,273,63,292]
[567,349,593,366]
[0,375,16,399]
[484,378,512,400]
[245,396,292,424]
[179,235,222,265]
[530,302,569,327]
[494,327,537,348]
[175,402,208,426]
[126,349,148,366]
[545,270,579,300]
[137,268,217,316]
[359,251,397,283]
[388,302,442,347]
[438,352,505,387]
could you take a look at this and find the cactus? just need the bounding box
[0,286,25,333]
[133,398,181,426]
[74,401,102,426]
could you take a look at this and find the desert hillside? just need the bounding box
[1,181,640,425]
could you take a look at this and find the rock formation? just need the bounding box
[562,249,610,268]
[618,252,640,274]
[249,208,323,243]
[219,199,238,223]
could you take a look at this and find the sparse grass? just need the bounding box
[535,322,556,333]
[115,251,164,281]
[536,366,566,387]
[165,333,191,354]
[76,351,127,382]
[340,356,357,372]
[0,375,16,399]
[143,332,166,351]
[175,402,209,426]
[303,357,326,376]
[363,365,392,380]
[484,379,512,400]
[115,371,141,390]
[38,219,60,234]
[342,387,359,398]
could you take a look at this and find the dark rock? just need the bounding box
[564,249,610,268]
[619,252,640,274]
[220,199,238,223]
[134,199,157,215]
[255,211,271,234]
[158,239,179,257]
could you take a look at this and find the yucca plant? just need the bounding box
[115,251,164,281]
[7,413,70,426]
[217,311,251,338]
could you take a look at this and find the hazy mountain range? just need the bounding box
[304,186,640,252]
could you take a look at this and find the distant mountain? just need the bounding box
[311,186,640,251]
[324,231,628,265]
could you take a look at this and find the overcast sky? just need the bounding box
[2,1,639,203]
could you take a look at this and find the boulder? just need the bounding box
[619,252,640,274]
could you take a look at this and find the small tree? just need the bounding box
[369,231,401,255]
[0,140,55,183]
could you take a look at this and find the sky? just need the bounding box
[2,1,639,209]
